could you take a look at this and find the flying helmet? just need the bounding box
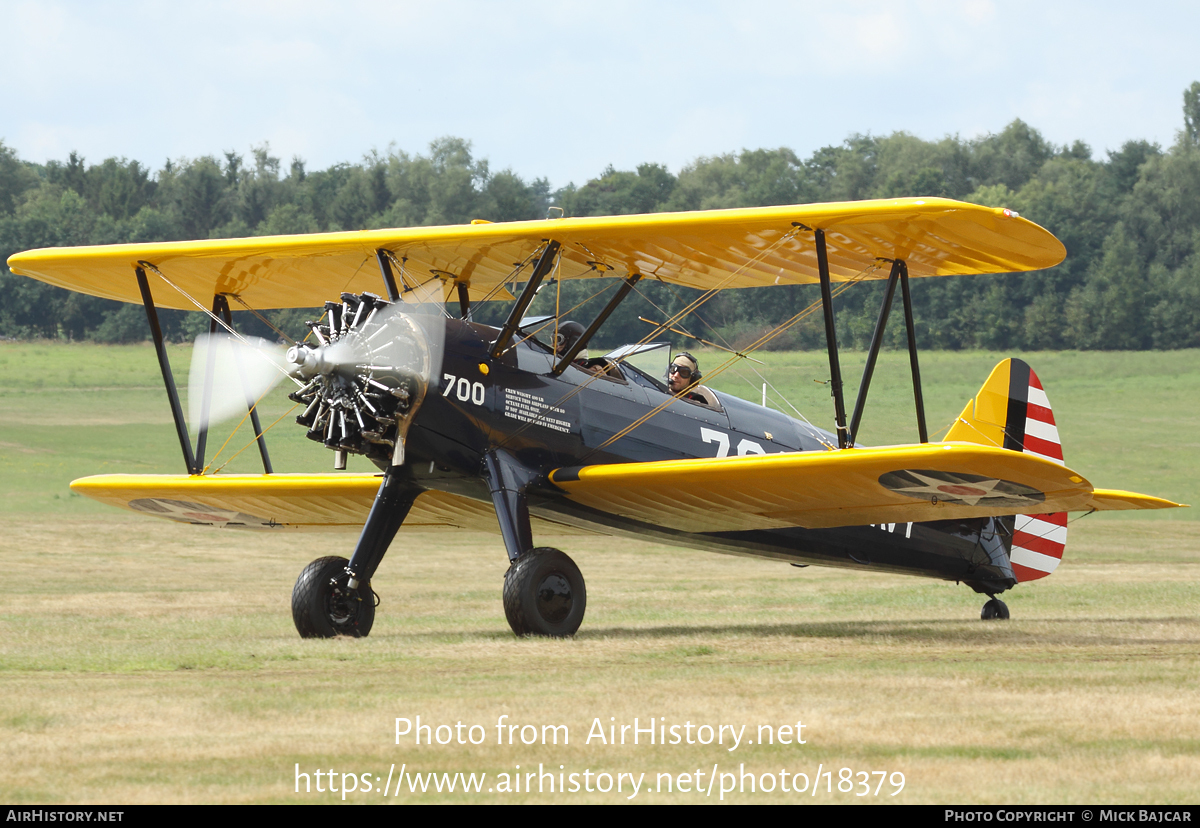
[670,351,701,382]
[555,321,587,360]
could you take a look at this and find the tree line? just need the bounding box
[2,81,1198,352]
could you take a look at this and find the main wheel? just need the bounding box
[981,598,1010,620]
[292,556,375,638]
[503,547,586,637]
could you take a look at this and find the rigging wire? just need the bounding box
[139,261,303,388]
[493,226,805,447]
[475,245,546,306]
[625,273,827,445]
[223,293,298,345]
[505,279,618,354]
[202,385,278,473]
[584,264,877,458]
[211,403,301,474]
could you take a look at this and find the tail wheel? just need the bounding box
[292,556,375,638]
[503,547,586,637]
[981,598,1010,621]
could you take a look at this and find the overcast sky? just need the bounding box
[2,1,1197,190]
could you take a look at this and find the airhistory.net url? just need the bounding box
[294,763,906,800]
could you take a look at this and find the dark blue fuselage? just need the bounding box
[402,319,1016,596]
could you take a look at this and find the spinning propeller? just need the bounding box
[188,291,445,469]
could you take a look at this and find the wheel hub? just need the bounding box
[536,573,573,623]
[325,577,364,627]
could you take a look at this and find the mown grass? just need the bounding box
[0,517,1196,804]
[0,343,1197,804]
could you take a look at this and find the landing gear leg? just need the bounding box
[981,596,1010,620]
[292,465,420,638]
[484,449,587,637]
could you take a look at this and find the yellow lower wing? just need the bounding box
[548,443,1184,532]
[70,473,591,536]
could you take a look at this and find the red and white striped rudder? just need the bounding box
[1008,363,1067,582]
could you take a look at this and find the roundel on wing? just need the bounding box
[128,498,276,527]
[878,470,1045,508]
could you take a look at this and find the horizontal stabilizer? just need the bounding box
[1087,488,1187,511]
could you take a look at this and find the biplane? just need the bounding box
[7,198,1185,638]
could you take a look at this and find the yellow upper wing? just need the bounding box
[7,198,1065,310]
[548,444,1184,532]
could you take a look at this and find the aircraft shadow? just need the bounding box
[400,616,1199,645]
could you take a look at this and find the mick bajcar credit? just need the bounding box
[944,811,1194,822]
[291,714,907,800]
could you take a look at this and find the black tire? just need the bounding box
[981,598,1010,621]
[292,556,375,638]
[503,547,586,637]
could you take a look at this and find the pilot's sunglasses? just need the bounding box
[669,365,692,379]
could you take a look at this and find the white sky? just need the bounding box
[1,1,1197,190]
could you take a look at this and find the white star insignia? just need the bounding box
[887,472,1007,506]
[880,470,1045,508]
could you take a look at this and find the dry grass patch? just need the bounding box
[0,515,1196,804]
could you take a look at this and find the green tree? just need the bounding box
[256,203,319,236]
[1149,250,1200,348]
[1184,81,1200,144]
[0,140,41,215]
[1101,140,1160,199]
[1121,142,1200,271]
[667,148,812,211]
[170,156,232,238]
[970,119,1056,191]
[85,157,155,221]
[1065,223,1149,349]
[556,163,677,216]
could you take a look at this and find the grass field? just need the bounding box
[0,343,1197,804]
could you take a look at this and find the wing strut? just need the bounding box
[848,259,902,446]
[551,273,642,375]
[843,258,929,446]
[457,282,471,320]
[375,249,401,301]
[491,241,561,358]
[137,267,275,476]
[212,294,274,474]
[136,266,197,475]
[899,261,929,442]
[194,294,222,470]
[815,230,849,448]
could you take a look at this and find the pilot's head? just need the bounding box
[555,321,587,361]
[668,352,701,393]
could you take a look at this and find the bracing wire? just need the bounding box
[223,293,297,345]
[211,403,301,474]
[139,261,303,388]
[493,226,805,447]
[585,263,877,458]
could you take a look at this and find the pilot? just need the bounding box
[668,352,707,404]
[554,321,597,373]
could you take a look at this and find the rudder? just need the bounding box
[946,359,1067,582]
